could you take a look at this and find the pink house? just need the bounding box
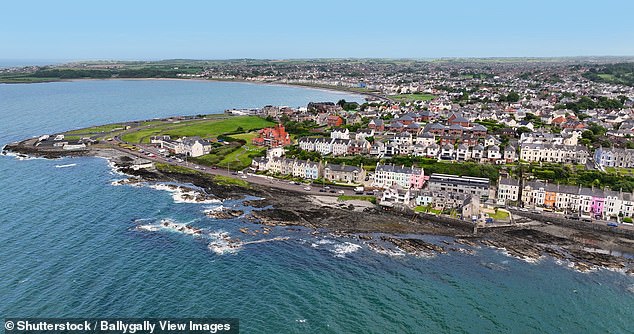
[591,196,605,218]
[409,171,428,190]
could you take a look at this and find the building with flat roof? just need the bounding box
[427,173,490,200]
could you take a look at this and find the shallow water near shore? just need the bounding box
[1,80,633,333]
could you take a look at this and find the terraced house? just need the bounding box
[251,157,322,180]
[519,143,589,164]
[594,147,634,168]
[372,163,426,190]
[323,163,366,184]
[498,178,634,219]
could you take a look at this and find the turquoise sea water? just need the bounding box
[0,80,632,333]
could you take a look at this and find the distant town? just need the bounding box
[6,58,634,228]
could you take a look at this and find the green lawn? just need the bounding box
[388,93,436,102]
[489,209,510,220]
[598,74,617,81]
[338,195,377,204]
[190,143,242,167]
[415,206,442,214]
[218,132,266,170]
[65,124,126,135]
[121,116,274,143]
[212,175,250,188]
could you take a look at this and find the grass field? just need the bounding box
[488,209,510,220]
[415,206,442,214]
[212,175,249,188]
[121,116,274,143]
[598,74,617,81]
[65,124,126,135]
[190,143,242,167]
[337,195,377,204]
[217,132,266,170]
[388,93,436,102]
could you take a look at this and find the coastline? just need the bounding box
[0,76,385,101]
[3,140,633,275]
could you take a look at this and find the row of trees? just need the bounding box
[556,96,624,112]
[524,163,634,193]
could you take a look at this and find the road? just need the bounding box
[105,139,362,197]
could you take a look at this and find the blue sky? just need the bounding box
[1,0,633,61]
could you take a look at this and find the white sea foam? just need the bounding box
[313,239,335,247]
[148,183,221,204]
[367,243,406,257]
[207,231,241,255]
[136,218,204,236]
[311,239,335,247]
[203,205,225,214]
[2,151,47,161]
[331,242,362,258]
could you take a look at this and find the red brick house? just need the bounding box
[368,119,385,132]
[327,115,344,127]
[447,113,471,127]
[252,124,291,147]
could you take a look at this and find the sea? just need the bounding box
[0,80,632,333]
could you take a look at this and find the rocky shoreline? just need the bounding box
[3,143,634,275]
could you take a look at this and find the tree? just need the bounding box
[581,130,595,141]
[506,91,520,103]
[342,101,359,111]
[516,127,533,137]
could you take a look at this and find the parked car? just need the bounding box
[329,190,336,193]
[607,222,618,227]
[337,190,345,194]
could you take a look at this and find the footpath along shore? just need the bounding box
[3,138,634,274]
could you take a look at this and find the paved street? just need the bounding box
[108,139,359,197]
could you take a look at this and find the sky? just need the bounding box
[1,0,633,61]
